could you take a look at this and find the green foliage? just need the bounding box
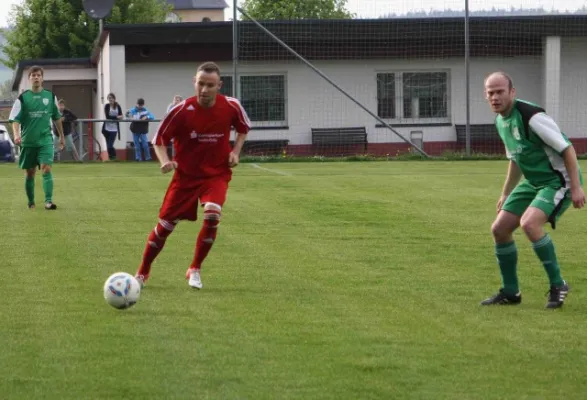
[241,0,355,20]
[0,0,171,69]
[0,79,17,101]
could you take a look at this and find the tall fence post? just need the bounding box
[232,0,239,99]
[464,0,471,156]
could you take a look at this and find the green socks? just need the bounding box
[25,173,55,206]
[42,171,53,204]
[495,242,519,295]
[495,235,564,293]
[25,176,35,205]
[532,234,564,287]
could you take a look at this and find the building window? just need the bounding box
[377,71,449,122]
[240,75,286,126]
[377,73,395,119]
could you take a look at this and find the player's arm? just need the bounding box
[8,97,23,145]
[530,112,585,207]
[52,96,65,140]
[232,131,247,156]
[11,122,21,144]
[54,118,65,139]
[228,98,251,167]
[496,160,522,213]
[151,101,186,173]
[530,112,582,188]
[502,160,522,197]
[561,145,584,207]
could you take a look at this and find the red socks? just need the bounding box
[137,219,175,278]
[190,210,220,270]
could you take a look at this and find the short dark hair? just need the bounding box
[28,66,44,77]
[137,98,145,106]
[58,99,65,105]
[197,62,221,76]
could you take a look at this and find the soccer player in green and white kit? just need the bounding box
[9,66,65,210]
[481,72,585,309]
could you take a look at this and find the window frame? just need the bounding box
[232,72,288,127]
[376,69,451,124]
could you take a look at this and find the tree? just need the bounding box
[0,0,172,69]
[0,79,17,101]
[241,0,355,20]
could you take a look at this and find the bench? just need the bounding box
[311,127,368,154]
[455,124,502,154]
[230,139,289,156]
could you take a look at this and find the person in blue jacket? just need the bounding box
[127,98,155,161]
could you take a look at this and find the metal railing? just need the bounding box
[0,118,164,162]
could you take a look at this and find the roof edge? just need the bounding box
[11,58,93,92]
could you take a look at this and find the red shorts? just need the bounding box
[158,176,230,222]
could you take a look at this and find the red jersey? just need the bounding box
[152,94,251,181]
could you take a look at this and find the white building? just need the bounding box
[165,0,228,23]
[11,16,587,159]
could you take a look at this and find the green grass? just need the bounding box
[1,160,587,400]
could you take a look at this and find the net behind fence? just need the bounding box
[232,0,587,158]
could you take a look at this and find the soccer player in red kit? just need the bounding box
[135,62,251,289]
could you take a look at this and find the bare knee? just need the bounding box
[520,212,545,242]
[203,203,221,228]
[25,168,36,179]
[491,211,520,243]
[41,164,51,174]
[491,220,513,242]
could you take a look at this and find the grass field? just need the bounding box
[1,160,587,400]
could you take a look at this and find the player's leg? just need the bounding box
[135,218,178,286]
[522,187,572,308]
[39,143,57,210]
[18,147,39,208]
[135,182,199,286]
[186,179,228,289]
[25,167,37,209]
[481,181,535,305]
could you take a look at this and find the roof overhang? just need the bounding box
[11,58,94,91]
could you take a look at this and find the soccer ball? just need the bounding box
[103,272,141,310]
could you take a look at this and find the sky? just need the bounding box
[1,0,20,27]
[227,0,587,19]
[1,0,586,27]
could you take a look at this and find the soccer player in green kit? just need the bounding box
[481,72,585,309]
[9,66,65,210]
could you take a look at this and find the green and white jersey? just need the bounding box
[9,89,61,148]
[495,99,581,188]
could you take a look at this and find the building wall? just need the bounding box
[16,67,95,94]
[560,37,587,140]
[124,57,546,150]
[96,38,129,160]
[174,9,224,22]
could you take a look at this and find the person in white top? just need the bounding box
[102,93,124,160]
[166,95,183,114]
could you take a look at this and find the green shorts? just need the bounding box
[18,144,54,170]
[501,180,571,229]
